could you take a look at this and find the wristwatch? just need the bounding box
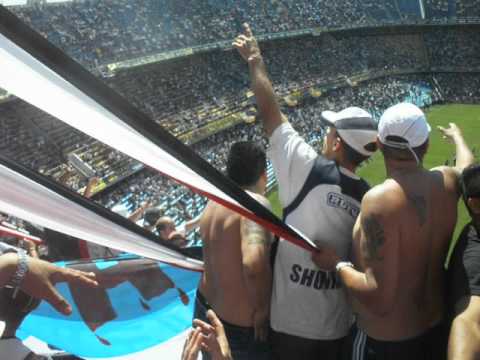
[335,261,354,273]
[6,250,29,299]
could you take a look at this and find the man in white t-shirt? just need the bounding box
[233,24,378,359]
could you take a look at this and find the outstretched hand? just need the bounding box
[438,123,461,143]
[233,23,261,64]
[21,257,98,315]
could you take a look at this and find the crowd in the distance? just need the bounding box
[106,27,478,135]
[6,0,408,68]
[8,0,480,69]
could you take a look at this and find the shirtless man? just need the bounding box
[313,103,474,359]
[194,141,272,360]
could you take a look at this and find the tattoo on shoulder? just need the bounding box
[407,195,427,226]
[244,220,269,246]
[247,236,268,245]
[362,214,385,262]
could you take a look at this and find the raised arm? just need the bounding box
[128,201,151,223]
[233,23,286,137]
[312,188,400,316]
[240,195,273,341]
[83,176,100,199]
[449,296,480,360]
[437,123,474,175]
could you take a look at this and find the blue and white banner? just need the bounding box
[17,255,200,359]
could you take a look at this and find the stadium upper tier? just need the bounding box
[7,0,480,69]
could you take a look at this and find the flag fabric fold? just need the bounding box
[0,157,204,271]
[0,6,317,252]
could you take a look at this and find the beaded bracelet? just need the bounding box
[7,250,29,299]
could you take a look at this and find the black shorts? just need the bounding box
[269,328,350,360]
[193,291,270,360]
[352,323,448,360]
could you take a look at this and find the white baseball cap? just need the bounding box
[378,103,431,148]
[321,107,378,156]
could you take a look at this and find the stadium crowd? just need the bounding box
[8,0,480,69]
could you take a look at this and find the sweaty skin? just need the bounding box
[198,192,272,332]
[351,166,459,340]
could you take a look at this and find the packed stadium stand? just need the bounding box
[1,0,480,247]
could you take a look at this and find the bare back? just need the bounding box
[199,192,272,327]
[352,166,459,340]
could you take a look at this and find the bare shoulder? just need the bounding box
[429,165,460,193]
[430,166,460,182]
[362,181,399,214]
[455,295,480,317]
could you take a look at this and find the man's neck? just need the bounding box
[328,153,357,173]
[339,161,356,173]
[384,159,422,178]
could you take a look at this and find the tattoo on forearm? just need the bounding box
[407,195,427,226]
[362,214,385,262]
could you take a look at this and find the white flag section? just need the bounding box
[0,28,317,251]
[0,163,203,271]
[20,330,191,360]
[0,31,243,212]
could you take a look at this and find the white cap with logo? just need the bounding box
[321,107,378,157]
[378,102,431,163]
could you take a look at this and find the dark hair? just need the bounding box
[340,138,371,167]
[380,136,428,162]
[143,208,163,226]
[461,163,480,199]
[227,141,266,187]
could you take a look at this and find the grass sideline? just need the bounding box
[267,104,480,258]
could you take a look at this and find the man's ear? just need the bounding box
[468,198,480,215]
[333,136,342,152]
[262,170,267,180]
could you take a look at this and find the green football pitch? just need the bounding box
[267,104,480,256]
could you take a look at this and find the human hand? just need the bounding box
[438,123,462,143]
[181,327,203,360]
[87,176,101,186]
[311,243,341,272]
[233,23,262,64]
[192,310,232,360]
[21,257,98,315]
